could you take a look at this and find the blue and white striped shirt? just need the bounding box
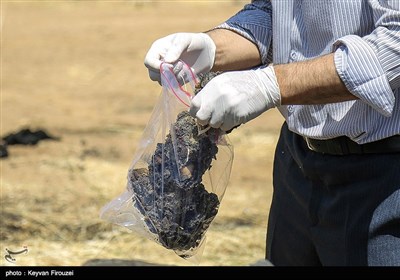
[216,0,400,144]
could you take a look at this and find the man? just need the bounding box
[144,0,400,266]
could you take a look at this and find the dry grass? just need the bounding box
[1,1,284,266]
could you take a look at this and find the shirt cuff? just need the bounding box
[334,35,395,117]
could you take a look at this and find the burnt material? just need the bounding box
[0,141,8,158]
[128,111,220,253]
[1,128,59,158]
[3,128,59,145]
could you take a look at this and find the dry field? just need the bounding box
[1,1,284,266]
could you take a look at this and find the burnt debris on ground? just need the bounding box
[1,128,59,158]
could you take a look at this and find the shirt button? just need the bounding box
[288,105,294,113]
[290,51,297,60]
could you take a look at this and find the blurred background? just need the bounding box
[1,0,284,266]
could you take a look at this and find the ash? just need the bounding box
[128,73,223,252]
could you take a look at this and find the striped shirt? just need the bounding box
[216,0,400,144]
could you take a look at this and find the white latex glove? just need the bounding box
[189,66,281,132]
[144,32,216,82]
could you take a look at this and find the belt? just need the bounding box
[303,135,400,155]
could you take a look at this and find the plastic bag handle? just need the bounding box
[160,61,198,108]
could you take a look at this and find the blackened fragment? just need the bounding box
[3,128,59,145]
[128,111,220,252]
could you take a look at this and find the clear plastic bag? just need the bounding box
[100,61,234,261]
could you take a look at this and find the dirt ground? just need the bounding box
[1,1,284,266]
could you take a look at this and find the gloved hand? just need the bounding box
[144,32,216,83]
[189,66,281,132]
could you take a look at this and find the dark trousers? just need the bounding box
[267,123,400,266]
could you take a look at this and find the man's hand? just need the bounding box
[189,66,281,132]
[144,32,216,82]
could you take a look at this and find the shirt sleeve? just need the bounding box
[214,0,273,65]
[333,0,400,117]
